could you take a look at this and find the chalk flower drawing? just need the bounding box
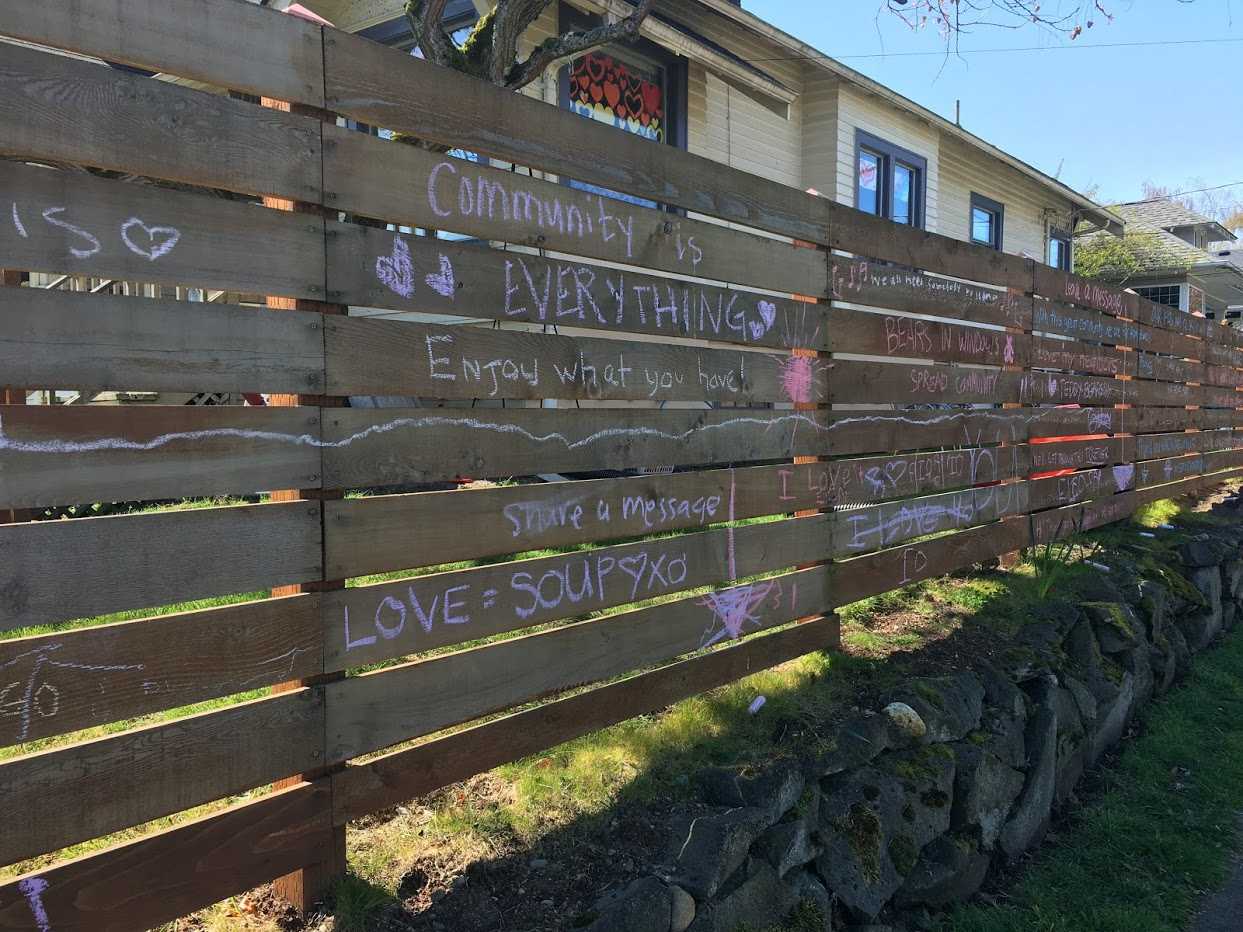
[376,235,416,298]
[119,217,181,261]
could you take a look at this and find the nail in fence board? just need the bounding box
[0,405,322,510]
[326,514,833,672]
[0,502,321,631]
[332,615,839,824]
[0,41,322,201]
[0,0,326,108]
[0,286,325,396]
[0,161,324,302]
[327,222,820,351]
[0,689,323,868]
[326,566,832,763]
[0,781,333,932]
[319,407,827,489]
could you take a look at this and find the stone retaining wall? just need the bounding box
[581,525,1243,932]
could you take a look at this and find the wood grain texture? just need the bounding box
[0,161,324,301]
[326,565,831,762]
[327,514,832,671]
[0,780,332,931]
[0,502,321,630]
[0,689,323,867]
[323,128,827,297]
[325,463,839,574]
[320,407,827,490]
[0,594,321,747]
[0,40,321,199]
[829,361,1019,406]
[1030,336,1131,378]
[0,0,325,106]
[825,445,1031,504]
[0,405,321,509]
[327,222,820,351]
[827,306,1026,366]
[332,615,839,824]
[324,315,823,403]
[0,285,324,395]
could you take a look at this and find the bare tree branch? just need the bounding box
[504,0,658,90]
[886,0,1116,40]
[489,0,555,84]
[405,0,462,71]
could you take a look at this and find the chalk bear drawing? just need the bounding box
[1004,334,1015,364]
[376,235,415,298]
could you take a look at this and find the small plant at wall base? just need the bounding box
[1025,507,1107,598]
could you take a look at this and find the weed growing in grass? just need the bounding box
[332,873,392,932]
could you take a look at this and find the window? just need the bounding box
[970,193,1004,250]
[1048,226,1071,270]
[1134,285,1183,309]
[855,130,926,227]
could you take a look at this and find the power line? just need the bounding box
[736,35,1243,63]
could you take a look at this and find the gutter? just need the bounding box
[687,0,1125,236]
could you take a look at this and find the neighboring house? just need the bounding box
[303,0,1122,268]
[1077,198,1243,324]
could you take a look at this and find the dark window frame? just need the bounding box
[970,192,1005,251]
[854,130,927,229]
[1048,225,1071,270]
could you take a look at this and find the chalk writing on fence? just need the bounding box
[1,643,144,741]
[18,877,50,932]
[699,578,788,648]
[9,202,182,262]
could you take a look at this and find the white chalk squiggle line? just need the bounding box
[0,412,822,456]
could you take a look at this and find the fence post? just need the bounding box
[259,88,348,913]
[1,269,32,525]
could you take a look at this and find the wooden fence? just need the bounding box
[2,1,1243,926]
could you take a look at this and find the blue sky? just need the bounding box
[755,1,1243,207]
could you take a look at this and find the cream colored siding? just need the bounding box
[689,70,800,186]
[800,67,839,199]
[836,85,939,231]
[938,135,1077,262]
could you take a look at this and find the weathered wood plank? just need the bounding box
[0,0,325,107]
[1134,430,1241,461]
[0,689,322,867]
[1032,264,1129,318]
[0,781,332,931]
[0,40,321,199]
[1028,437,1129,475]
[1028,466,1127,511]
[825,444,1030,504]
[0,285,325,395]
[826,306,1024,366]
[332,616,838,824]
[0,502,321,630]
[829,361,1018,406]
[327,514,832,672]
[0,161,324,300]
[1128,379,1203,408]
[323,129,827,297]
[1030,335,1131,378]
[324,316,823,404]
[320,407,827,489]
[0,594,321,747]
[1132,350,1204,384]
[1205,365,1243,389]
[326,566,831,762]
[327,222,819,351]
[325,464,837,574]
[1134,454,1208,488]
[0,405,321,509]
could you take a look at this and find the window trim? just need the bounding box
[854,129,927,229]
[1048,225,1071,270]
[970,192,1005,251]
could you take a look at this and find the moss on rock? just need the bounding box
[835,802,883,884]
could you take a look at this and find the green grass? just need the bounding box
[939,623,1243,932]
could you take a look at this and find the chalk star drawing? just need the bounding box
[375,234,415,298]
[0,643,144,741]
[698,580,782,649]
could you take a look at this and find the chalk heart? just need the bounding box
[120,217,180,261]
[749,300,778,341]
[375,235,415,298]
[425,253,457,300]
[1112,464,1135,491]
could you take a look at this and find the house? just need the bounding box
[1076,198,1243,324]
[301,0,1121,269]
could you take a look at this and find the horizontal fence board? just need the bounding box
[0,405,321,509]
[0,285,325,395]
[829,362,1017,406]
[325,316,822,404]
[828,306,1024,366]
[825,445,1029,505]
[332,614,838,824]
[324,129,827,298]
[1028,467,1122,510]
[0,161,324,300]
[1134,430,1241,460]
[1128,379,1202,407]
[0,781,331,932]
[0,40,321,200]
[1033,264,1131,319]
[1029,492,1137,539]
[327,565,831,763]
[1206,365,1243,389]
[0,502,321,630]
[327,513,832,672]
[1132,351,1203,385]
[1028,437,1129,475]
[327,222,820,351]
[1032,298,1158,350]
[320,407,826,489]
[1135,454,1208,489]
[1030,336,1131,378]
[326,464,837,574]
[0,594,321,747]
[0,689,323,868]
[0,0,325,107]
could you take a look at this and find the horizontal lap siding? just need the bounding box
[801,67,840,200]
